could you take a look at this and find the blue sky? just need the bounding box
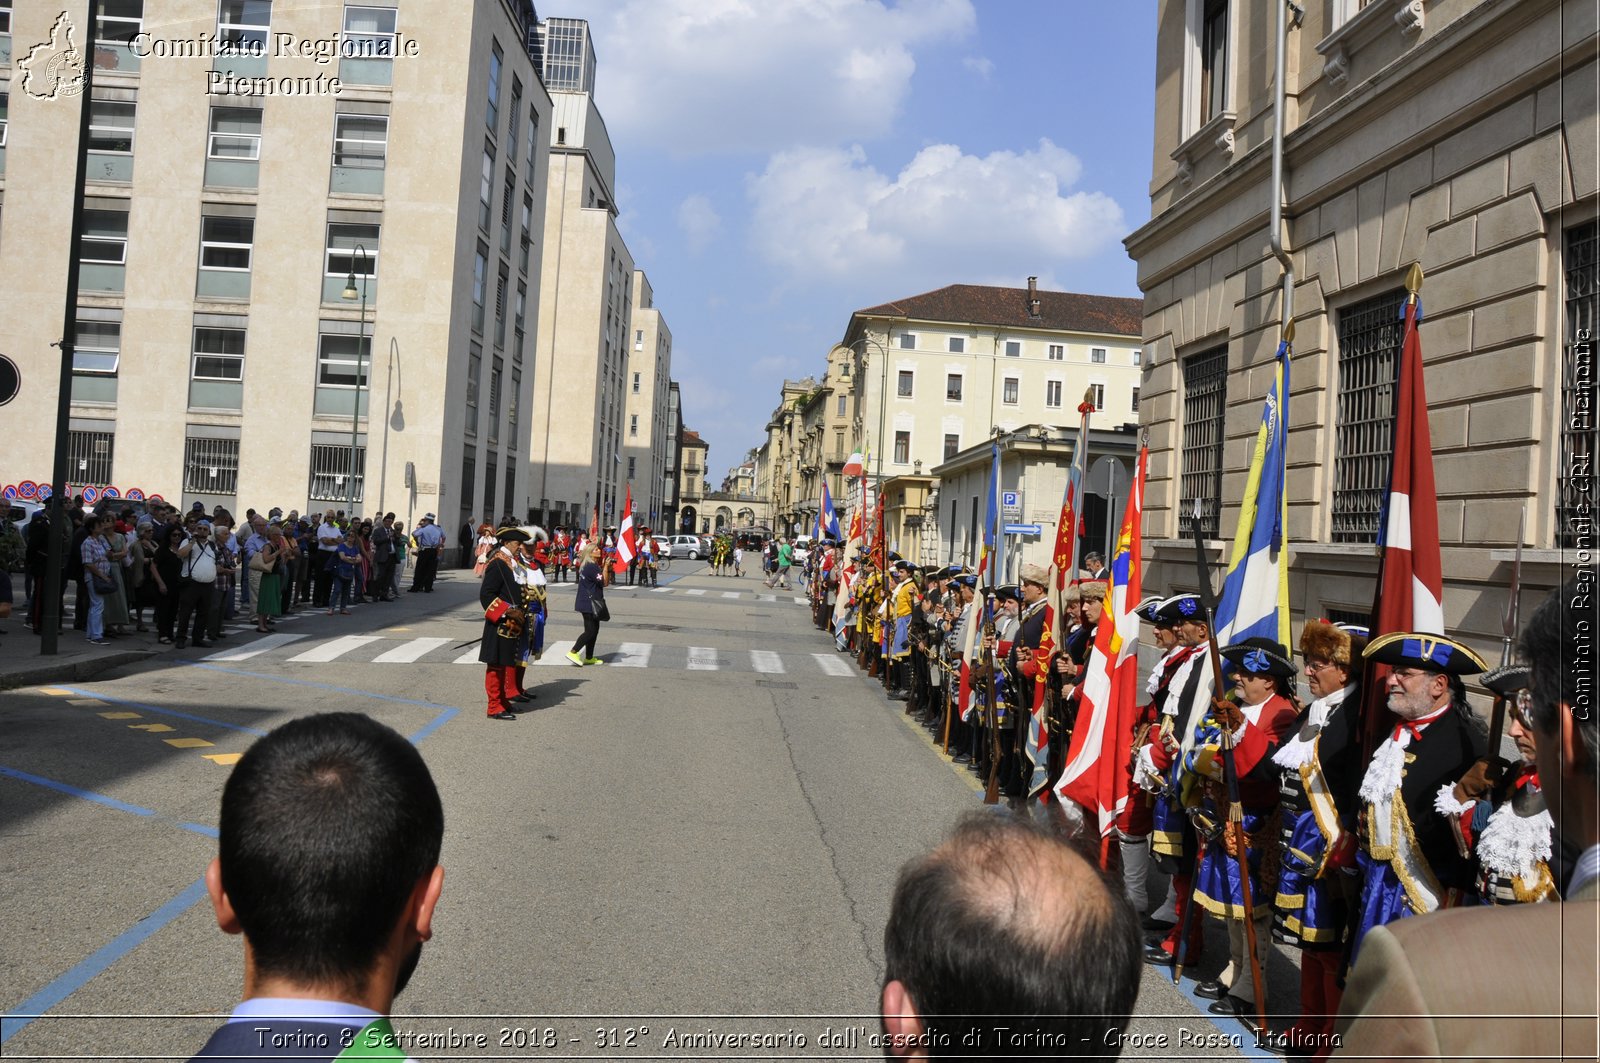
[557,0,1158,478]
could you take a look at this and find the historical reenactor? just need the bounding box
[1269,620,1367,1052]
[503,533,549,705]
[885,562,916,700]
[854,553,881,673]
[478,526,533,721]
[1142,593,1216,968]
[1007,565,1055,798]
[1167,638,1298,1020]
[1350,631,1488,962]
[1120,596,1186,926]
[1435,664,1561,905]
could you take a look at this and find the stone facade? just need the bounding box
[623,269,673,532]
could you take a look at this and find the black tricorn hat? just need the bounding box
[1153,594,1205,625]
[1220,637,1297,678]
[1480,663,1530,698]
[495,526,531,543]
[1362,632,1488,676]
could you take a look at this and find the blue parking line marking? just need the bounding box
[0,766,156,818]
[52,686,269,737]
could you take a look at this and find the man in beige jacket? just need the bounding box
[1336,576,1598,1061]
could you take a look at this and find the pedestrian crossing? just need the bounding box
[199,633,862,676]
[551,583,806,606]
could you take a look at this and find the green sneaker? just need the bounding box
[583,656,605,666]
[565,650,585,667]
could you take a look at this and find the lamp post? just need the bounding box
[341,244,371,516]
[842,334,889,513]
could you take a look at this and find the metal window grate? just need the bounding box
[484,456,498,520]
[1561,221,1598,548]
[1332,288,1405,543]
[1324,606,1372,630]
[505,464,516,521]
[461,452,476,515]
[183,437,240,496]
[309,443,365,503]
[1180,346,1227,538]
[68,429,115,487]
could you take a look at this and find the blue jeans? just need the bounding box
[330,575,352,611]
[85,581,105,641]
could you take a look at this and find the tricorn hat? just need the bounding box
[1153,594,1205,625]
[994,585,1020,603]
[1221,637,1297,678]
[1362,632,1488,676]
[494,526,531,543]
[1135,595,1171,626]
[1481,664,1530,699]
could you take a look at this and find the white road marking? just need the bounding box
[813,653,853,677]
[792,597,807,606]
[758,594,777,603]
[751,650,784,674]
[372,637,452,663]
[454,646,482,664]
[202,633,309,662]
[685,589,707,597]
[613,642,651,667]
[721,592,740,599]
[288,635,383,663]
[687,646,720,670]
[651,587,672,593]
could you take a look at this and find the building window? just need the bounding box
[217,0,271,50]
[632,372,640,394]
[1200,0,1229,124]
[634,328,643,350]
[943,434,959,460]
[494,266,509,347]
[519,195,533,275]
[486,41,503,133]
[332,113,387,169]
[506,79,521,158]
[184,436,241,496]
[1180,346,1228,538]
[80,210,128,264]
[0,93,8,148]
[317,334,369,389]
[471,247,486,333]
[465,345,480,435]
[1090,383,1105,410]
[514,283,527,352]
[1132,349,1143,365]
[1131,386,1141,412]
[479,144,494,230]
[1002,377,1019,405]
[488,357,502,440]
[1332,288,1405,543]
[309,443,365,503]
[325,223,379,280]
[897,370,913,397]
[88,92,135,154]
[96,1,143,47]
[200,216,253,270]
[948,336,965,354]
[630,414,638,437]
[946,374,963,402]
[836,395,846,416]
[461,451,476,513]
[68,429,115,486]
[508,366,521,438]
[1091,347,1107,364]
[1005,340,1021,357]
[0,3,9,34]
[894,431,910,464]
[525,109,540,184]
[192,326,245,381]
[1045,380,1063,408]
[1562,220,1599,548]
[208,106,261,159]
[341,5,397,57]
[74,320,121,375]
[899,333,916,349]
[1048,343,1064,361]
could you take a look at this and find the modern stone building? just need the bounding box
[676,427,707,533]
[1127,0,1597,660]
[0,0,553,528]
[526,15,635,532]
[623,269,673,532]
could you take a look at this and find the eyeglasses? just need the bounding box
[1509,688,1533,728]
[1305,660,1336,673]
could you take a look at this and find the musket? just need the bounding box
[940,647,956,754]
[983,596,1004,805]
[1486,505,1526,761]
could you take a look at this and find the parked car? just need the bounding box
[651,535,671,557]
[667,534,704,560]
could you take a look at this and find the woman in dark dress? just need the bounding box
[566,544,607,667]
[152,526,184,644]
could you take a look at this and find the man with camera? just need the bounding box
[173,519,220,649]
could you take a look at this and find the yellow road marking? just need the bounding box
[99,711,141,720]
[38,688,73,696]
[202,753,245,766]
[67,698,105,706]
[164,737,215,749]
[128,723,175,733]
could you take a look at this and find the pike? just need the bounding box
[1486,503,1527,767]
[982,592,1005,805]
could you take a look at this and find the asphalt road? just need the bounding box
[2,561,1281,1061]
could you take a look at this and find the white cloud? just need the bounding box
[746,139,1126,287]
[676,194,723,253]
[961,55,993,78]
[557,0,976,154]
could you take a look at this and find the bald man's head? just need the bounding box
[881,814,1140,1060]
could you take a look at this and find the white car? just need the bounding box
[790,536,814,565]
[651,535,671,557]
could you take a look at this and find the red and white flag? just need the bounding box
[614,486,638,573]
[841,449,864,478]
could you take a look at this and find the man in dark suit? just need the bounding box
[1336,578,1598,1060]
[187,713,445,1061]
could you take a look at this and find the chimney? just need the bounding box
[1027,276,1040,318]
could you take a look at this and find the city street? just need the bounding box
[3,562,1276,1061]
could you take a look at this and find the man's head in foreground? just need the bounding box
[205,713,445,1013]
[1520,574,1598,856]
[881,813,1141,1059]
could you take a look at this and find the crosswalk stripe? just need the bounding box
[751,650,784,674]
[613,642,651,667]
[203,633,309,662]
[288,635,383,663]
[721,592,740,599]
[793,597,808,606]
[650,587,672,593]
[685,589,706,597]
[687,646,720,670]
[813,653,853,677]
[454,646,482,665]
[538,648,579,666]
[372,637,452,664]
[758,594,777,603]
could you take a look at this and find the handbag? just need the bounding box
[249,548,273,573]
[91,570,117,596]
[593,597,611,622]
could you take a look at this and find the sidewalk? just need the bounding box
[0,566,477,691]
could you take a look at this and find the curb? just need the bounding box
[0,648,161,691]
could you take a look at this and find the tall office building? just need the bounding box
[624,270,673,532]
[526,16,635,531]
[529,16,596,93]
[0,0,552,529]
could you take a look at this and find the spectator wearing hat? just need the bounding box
[1267,620,1368,1055]
[1347,632,1488,965]
[1151,637,1298,1020]
[1336,581,1598,1062]
[409,514,446,593]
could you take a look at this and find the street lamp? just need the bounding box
[341,244,371,516]
[842,334,889,496]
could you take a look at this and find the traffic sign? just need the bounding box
[1001,490,1023,520]
[0,354,18,406]
[1004,523,1042,536]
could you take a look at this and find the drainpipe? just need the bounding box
[1269,1,1303,333]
